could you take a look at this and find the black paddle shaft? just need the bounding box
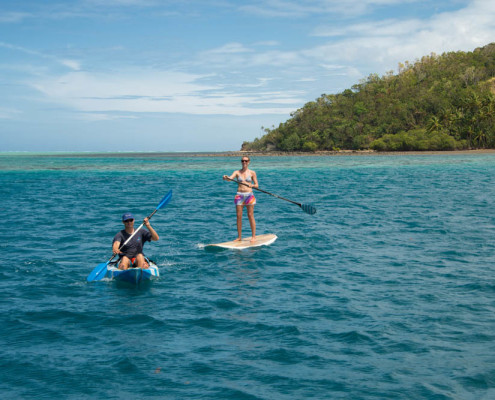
[233,179,301,206]
[226,178,316,214]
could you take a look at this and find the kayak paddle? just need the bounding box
[86,190,173,282]
[226,178,316,215]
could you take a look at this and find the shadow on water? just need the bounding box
[86,276,156,295]
[113,279,154,291]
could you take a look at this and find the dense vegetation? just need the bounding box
[242,43,495,152]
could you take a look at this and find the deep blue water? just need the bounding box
[1,153,495,399]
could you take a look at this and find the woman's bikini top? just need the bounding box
[238,172,252,182]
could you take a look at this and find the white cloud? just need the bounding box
[307,0,495,74]
[31,70,301,116]
[75,113,139,121]
[0,12,32,23]
[0,107,21,119]
[312,19,424,38]
[254,40,280,47]
[201,42,253,55]
[6,0,495,125]
[0,42,82,71]
[83,0,155,6]
[238,0,417,18]
[61,59,82,71]
[191,1,494,86]
[198,43,303,69]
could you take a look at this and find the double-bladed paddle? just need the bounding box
[226,178,316,215]
[86,190,173,282]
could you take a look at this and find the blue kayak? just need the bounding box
[106,258,159,285]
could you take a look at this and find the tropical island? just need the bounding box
[241,43,495,152]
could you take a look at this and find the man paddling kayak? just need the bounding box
[223,156,259,243]
[112,212,159,270]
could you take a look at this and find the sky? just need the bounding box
[1,0,495,152]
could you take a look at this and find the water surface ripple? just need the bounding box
[1,153,495,399]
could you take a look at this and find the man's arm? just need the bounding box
[112,240,121,255]
[144,217,159,241]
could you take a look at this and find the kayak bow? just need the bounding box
[105,258,159,285]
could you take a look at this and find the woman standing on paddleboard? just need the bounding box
[223,156,259,243]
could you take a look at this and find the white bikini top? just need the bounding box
[238,172,252,182]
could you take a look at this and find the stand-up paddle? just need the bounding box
[86,190,173,282]
[226,178,316,215]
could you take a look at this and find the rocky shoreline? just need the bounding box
[32,149,495,158]
[204,149,495,157]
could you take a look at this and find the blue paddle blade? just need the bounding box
[301,203,317,215]
[156,190,172,210]
[86,261,109,282]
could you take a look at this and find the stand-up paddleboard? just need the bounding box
[206,234,277,250]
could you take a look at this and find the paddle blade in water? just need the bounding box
[156,190,172,210]
[86,262,109,282]
[301,204,317,215]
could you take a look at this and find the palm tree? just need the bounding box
[474,130,488,147]
[426,116,442,133]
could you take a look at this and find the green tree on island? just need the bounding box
[242,43,495,152]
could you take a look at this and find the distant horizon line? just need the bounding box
[2,149,495,157]
[0,150,246,155]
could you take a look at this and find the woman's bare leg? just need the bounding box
[246,205,256,242]
[235,205,243,241]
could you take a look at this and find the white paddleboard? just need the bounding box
[206,233,277,250]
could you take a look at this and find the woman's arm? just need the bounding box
[223,170,239,181]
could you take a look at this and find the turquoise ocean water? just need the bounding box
[1,152,495,399]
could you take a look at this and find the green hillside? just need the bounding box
[242,43,495,152]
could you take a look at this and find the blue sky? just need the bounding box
[1,0,495,152]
